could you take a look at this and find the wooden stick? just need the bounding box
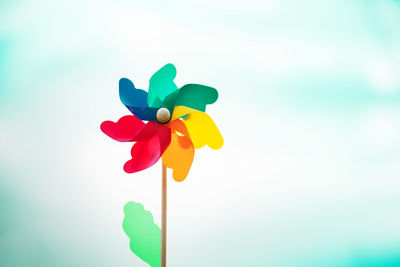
[161,164,167,267]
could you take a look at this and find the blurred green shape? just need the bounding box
[122,201,161,267]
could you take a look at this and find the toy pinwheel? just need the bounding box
[100,63,223,267]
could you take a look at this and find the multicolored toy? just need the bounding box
[100,63,223,266]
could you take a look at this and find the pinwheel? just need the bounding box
[100,63,223,267]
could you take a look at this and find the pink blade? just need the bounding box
[123,123,171,173]
[100,115,145,142]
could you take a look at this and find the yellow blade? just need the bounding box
[170,105,197,121]
[182,111,224,150]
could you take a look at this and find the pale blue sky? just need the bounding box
[1,0,400,266]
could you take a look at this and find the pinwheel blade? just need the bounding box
[162,120,194,181]
[182,111,223,149]
[126,106,158,122]
[119,78,148,107]
[164,83,218,113]
[100,115,145,142]
[170,106,197,121]
[148,63,178,107]
[119,78,160,121]
[123,123,171,173]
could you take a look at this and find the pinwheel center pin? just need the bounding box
[156,108,170,123]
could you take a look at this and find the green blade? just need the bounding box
[174,83,218,112]
[148,63,178,108]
